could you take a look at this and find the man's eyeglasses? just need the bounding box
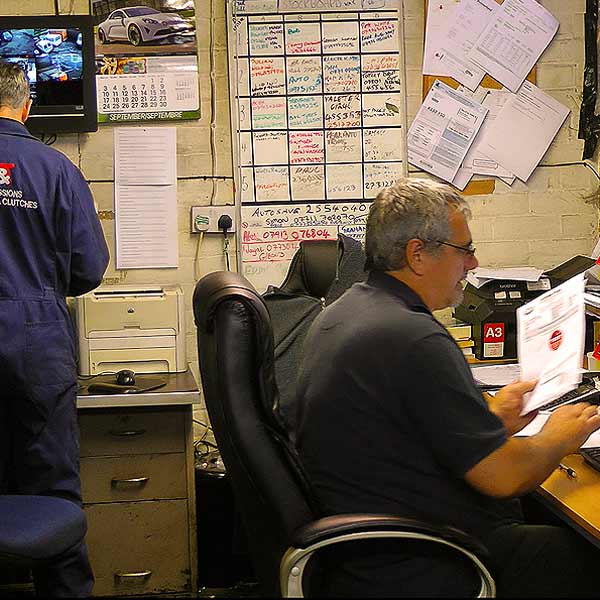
[436,240,476,256]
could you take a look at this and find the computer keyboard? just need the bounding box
[581,447,600,472]
[537,381,600,413]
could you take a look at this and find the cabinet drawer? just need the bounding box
[85,500,191,596]
[81,453,186,503]
[79,409,184,457]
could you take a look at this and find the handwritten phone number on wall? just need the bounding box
[242,228,333,242]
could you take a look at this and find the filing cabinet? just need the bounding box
[78,399,198,596]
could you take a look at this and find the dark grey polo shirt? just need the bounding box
[294,270,523,541]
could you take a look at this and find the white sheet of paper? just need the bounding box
[407,79,488,183]
[471,362,521,386]
[514,412,600,448]
[476,81,569,181]
[435,0,498,91]
[453,88,514,185]
[468,0,559,93]
[469,89,514,177]
[423,0,460,76]
[514,411,547,437]
[518,274,586,414]
[114,127,178,269]
[452,166,473,190]
[466,266,545,289]
[114,127,177,185]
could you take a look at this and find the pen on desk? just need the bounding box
[558,463,577,479]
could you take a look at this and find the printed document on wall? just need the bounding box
[114,127,178,269]
[468,0,559,93]
[452,88,514,189]
[475,81,569,181]
[407,79,488,183]
[422,0,460,76]
[517,274,586,414]
[432,0,498,91]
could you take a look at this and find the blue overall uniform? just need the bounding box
[0,117,109,596]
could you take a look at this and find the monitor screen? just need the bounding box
[0,15,97,133]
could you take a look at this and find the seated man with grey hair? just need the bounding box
[292,177,600,596]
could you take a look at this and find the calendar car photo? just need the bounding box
[92,0,196,55]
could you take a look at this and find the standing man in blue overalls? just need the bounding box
[0,62,109,596]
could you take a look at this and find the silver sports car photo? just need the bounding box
[97,6,194,46]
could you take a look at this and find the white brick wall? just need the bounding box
[5,0,597,428]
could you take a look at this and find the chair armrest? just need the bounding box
[281,513,495,598]
[291,513,489,559]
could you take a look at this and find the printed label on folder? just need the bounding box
[483,322,504,358]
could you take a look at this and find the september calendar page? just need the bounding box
[92,0,200,123]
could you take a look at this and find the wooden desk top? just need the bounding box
[538,453,600,544]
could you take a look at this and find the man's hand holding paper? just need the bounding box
[517,274,586,414]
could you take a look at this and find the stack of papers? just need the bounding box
[466,267,545,290]
[413,0,568,187]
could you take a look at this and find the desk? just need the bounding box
[537,453,600,547]
[77,370,200,597]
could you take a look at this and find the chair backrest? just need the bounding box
[278,239,340,299]
[193,271,316,597]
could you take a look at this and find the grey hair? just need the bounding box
[365,177,471,271]
[0,61,30,110]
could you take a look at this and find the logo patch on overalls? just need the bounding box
[0,163,15,186]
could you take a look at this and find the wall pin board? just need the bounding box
[421,0,536,196]
[228,0,409,293]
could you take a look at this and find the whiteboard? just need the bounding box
[228,0,408,292]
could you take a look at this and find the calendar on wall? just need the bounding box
[96,55,200,123]
[91,0,200,123]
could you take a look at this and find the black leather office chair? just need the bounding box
[0,495,86,568]
[263,235,367,435]
[193,271,496,597]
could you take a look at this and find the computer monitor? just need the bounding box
[0,14,97,134]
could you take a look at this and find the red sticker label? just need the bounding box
[0,163,14,186]
[549,330,563,351]
[483,322,505,342]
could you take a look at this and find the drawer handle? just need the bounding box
[109,428,146,437]
[111,477,149,489]
[114,570,152,580]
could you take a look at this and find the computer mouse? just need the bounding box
[115,369,136,386]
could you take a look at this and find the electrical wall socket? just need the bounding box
[190,206,236,233]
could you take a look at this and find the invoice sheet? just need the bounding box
[422,0,460,76]
[518,274,586,414]
[468,0,559,93]
[114,127,178,269]
[433,0,499,91]
[407,79,488,183]
[452,88,513,187]
[475,81,569,181]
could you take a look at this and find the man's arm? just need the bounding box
[465,402,600,498]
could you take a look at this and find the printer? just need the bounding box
[76,285,187,375]
[455,255,596,360]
